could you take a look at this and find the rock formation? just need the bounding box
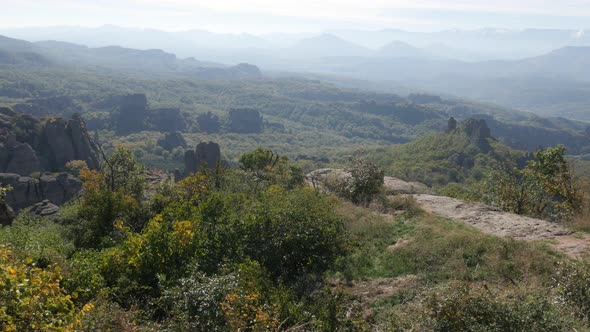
[30,200,59,216]
[114,93,148,134]
[149,108,186,132]
[40,115,100,171]
[0,172,82,211]
[183,142,221,176]
[462,118,492,151]
[0,132,41,176]
[228,109,263,134]
[157,132,187,150]
[447,117,457,133]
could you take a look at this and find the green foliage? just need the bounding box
[101,147,147,200]
[64,160,88,177]
[555,260,590,321]
[241,186,347,283]
[479,145,582,220]
[0,213,75,267]
[403,282,572,332]
[239,147,304,189]
[337,158,384,206]
[73,147,149,247]
[367,130,521,187]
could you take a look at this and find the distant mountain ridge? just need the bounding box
[0,35,261,80]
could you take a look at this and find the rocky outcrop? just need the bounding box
[447,117,457,133]
[149,108,186,132]
[0,172,82,211]
[183,142,221,176]
[157,132,187,150]
[114,93,148,135]
[30,200,59,216]
[0,110,99,174]
[40,115,100,171]
[228,109,263,134]
[461,118,492,151]
[0,132,41,176]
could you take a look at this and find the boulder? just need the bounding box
[30,200,59,216]
[0,172,82,211]
[157,132,187,151]
[306,168,432,195]
[0,201,15,225]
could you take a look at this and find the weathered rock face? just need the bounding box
[114,93,148,135]
[228,109,263,134]
[157,132,187,150]
[0,172,82,211]
[462,118,492,150]
[183,142,221,176]
[0,110,98,174]
[197,112,221,133]
[0,132,41,176]
[40,115,100,171]
[149,108,186,132]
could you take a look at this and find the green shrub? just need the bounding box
[414,282,572,332]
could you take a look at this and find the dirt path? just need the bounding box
[412,194,590,257]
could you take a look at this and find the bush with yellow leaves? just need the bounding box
[0,245,93,331]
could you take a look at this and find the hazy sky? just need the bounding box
[1,0,590,33]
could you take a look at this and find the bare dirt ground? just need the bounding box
[412,194,590,257]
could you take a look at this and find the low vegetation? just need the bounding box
[2,144,590,330]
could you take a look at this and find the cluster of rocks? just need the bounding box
[110,94,188,134]
[0,109,100,175]
[0,172,82,211]
[0,108,100,223]
[175,142,221,179]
